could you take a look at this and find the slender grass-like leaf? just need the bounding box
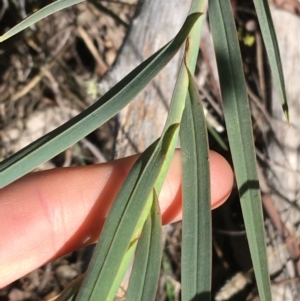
[126,191,162,301]
[105,239,138,300]
[0,12,200,189]
[154,0,206,195]
[75,124,179,301]
[180,68,211,301]
[160,1,209,299]
[55,5,203,300]
[163,1,206,132]
[252,0,289,121]
[121,2,206,300]
[144,1,207,299]
[0,0,85,42]
[53,7,203,300]
[208,0,272,300]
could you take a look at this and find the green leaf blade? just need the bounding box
[0,0,85,42]
[126,192,162,301]
[0,12,200,189]
[75,124,179,301]
[208,0,272,300]
[106,239,138,301]
[180,69,211,301]
[253,0,289,121]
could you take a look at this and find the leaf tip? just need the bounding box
[282,102,290,124]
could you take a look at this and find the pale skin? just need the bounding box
[0,150,234,288]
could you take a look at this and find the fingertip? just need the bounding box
[209,151,234,209]
[0,150,233,287]
[160,150,234,224]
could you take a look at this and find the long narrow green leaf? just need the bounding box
[208,0,271,300]
[56,7,203,300]
[105,239,138,301]
[155,0,206,195]
[180,68,211,301]
[75,124,179,301]
[122,3,206,300]
[126,191,162,301]
[0,12,200,189]
[163,1,206,131]
[252,0,289,121]
[0,0,85,42]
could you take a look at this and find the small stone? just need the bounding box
[55,265,78,283]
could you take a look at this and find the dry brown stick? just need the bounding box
[77,25,108,76]
[10,37,72,103]
[255,30,267,103]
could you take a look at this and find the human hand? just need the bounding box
[0,150,234,288]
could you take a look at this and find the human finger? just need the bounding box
[0,150,233,287]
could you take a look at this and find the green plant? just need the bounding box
[0,0,288,300]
